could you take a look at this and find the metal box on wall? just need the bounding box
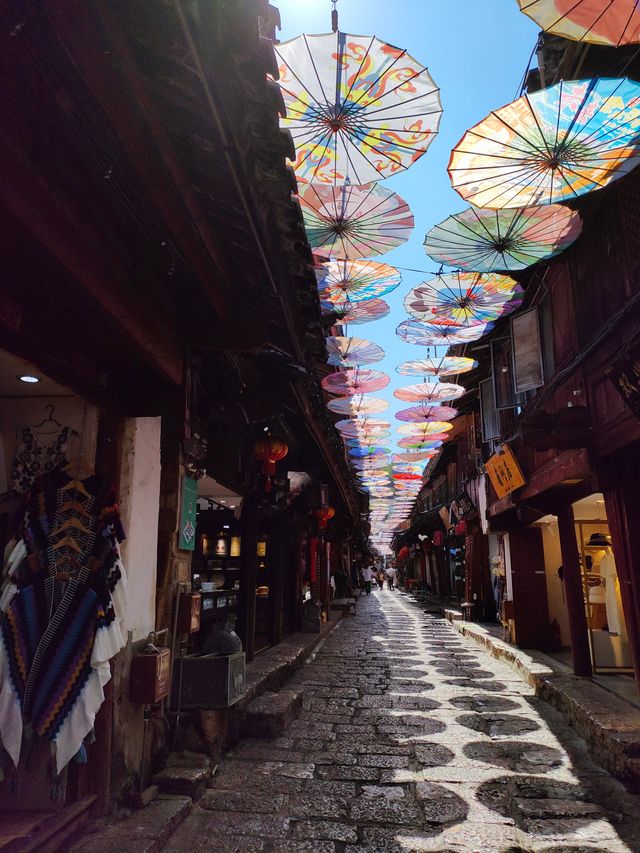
[171,651,245,709]
[130,647,171,704]
[176,592,202,633]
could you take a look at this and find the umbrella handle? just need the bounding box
[331,0,339,32]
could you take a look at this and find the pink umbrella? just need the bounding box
[322,369,390,396]
[327,396,389,416]
[397,437,445,449]
[394,382,465,404]
[393,451,439,462]
[325,298,391,326]
[396,405,459,423]
[397,422,454,436]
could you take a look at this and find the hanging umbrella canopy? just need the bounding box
[397,356,478,377]
[517,0,640,46]
[449,77,640,209]
[322,368,390,396]
[348,445,392,457]
[299,182,414,258]
[345,434,390,447]
[424,204,582,272]
[397,421,454,435]
[275,31,442,186]
[396,319,489,346]
[392,472,423,481]
[396,404,459,423]
[327,395,389,415]
[317,259,402,304]
[404,272,521,326]
[397,437,445,449]
[394,381,466,404]
[393,451,439,461]
[391,462,425,472]
[326,336,385,367]
[336,416,390,433]
[324,297,391,326]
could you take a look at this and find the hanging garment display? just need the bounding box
[0,470,128,773]
[11,425,72,494]
[600,549,627,638]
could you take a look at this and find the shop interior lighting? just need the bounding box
[18,375,40,384]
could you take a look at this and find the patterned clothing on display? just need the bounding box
[0,471,127,773]
[11,426,71,493]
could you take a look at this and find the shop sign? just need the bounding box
[438,506,450,528]
[485,444,526,499]
[179,475,198,551]
[451,489,475,519]
[610,344,640,420]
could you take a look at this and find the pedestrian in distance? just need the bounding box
[376,569,385,590]
[386,565,397,590]
[362,564,374,595]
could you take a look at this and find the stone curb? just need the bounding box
[448,618,640,789]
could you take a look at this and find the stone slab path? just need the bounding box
[164,590,640,852]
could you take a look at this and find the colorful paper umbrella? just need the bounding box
[393,451,439,461]
[449,78,640,209]
[327,396,389,416]
[345,434,390,447]
[326,336,385,367]
[275,32,442,186]
[397,356,478,377]
[299,183,414,259]
[404,272,520,326]
[394,382,466,404]
[348,444,391,456]
[424,204,582,272]
[322,368,390,396]
[396,421,454,435]
[325,298,391,326]
[336,417,390,434]
[396,319,488,346]
[517,0,640,46]
[391,462,425,472]
[317,259,402,304]
[393,472,423,481]
[396,404,459,423]
[398,437,444,449]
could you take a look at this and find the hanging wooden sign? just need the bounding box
[609,343,640,420]
[485,444,526,499]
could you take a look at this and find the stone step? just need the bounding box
[69,795,192,853]
[152,751,214,800]
[244,688,303,738]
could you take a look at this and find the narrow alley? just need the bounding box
[163,591,640,853]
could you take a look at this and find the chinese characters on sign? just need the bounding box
[485,444,526,499]
[179,475,198,551]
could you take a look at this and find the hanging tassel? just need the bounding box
[73,743,88,764]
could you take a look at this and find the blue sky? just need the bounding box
[276,0,540,457]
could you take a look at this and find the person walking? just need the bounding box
[376,569,385,590]
[386,565,397,590]
[362,564,374,595]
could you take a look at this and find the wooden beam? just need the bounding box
[557,505,593,678]
[43,0,238,323]
[0,129,184,388]
[238,495,259,663]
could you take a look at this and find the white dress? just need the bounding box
[601,550,626,638]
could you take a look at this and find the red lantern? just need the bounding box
[314,506,335,530]
[432,530,444,546]
[397,545,410,562]
[253,436,288,492]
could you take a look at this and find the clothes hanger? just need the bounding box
[58,498,91,517]
[52,516,91,536]
[51,535,83,553]
[60,478,92,499]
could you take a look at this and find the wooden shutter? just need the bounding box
[511,307,544,393]
[480,378,500,442]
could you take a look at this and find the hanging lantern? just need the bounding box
[253,435,289,493]
[314,506,335,530]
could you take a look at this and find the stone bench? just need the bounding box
[330,597,357,616]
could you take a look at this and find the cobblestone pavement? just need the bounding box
[164,591,640,852]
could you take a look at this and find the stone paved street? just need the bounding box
[164,591,640,853]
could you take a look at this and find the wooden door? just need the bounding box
[508,527,551,650]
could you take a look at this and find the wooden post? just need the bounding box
[557,505,593,677]
[238,495,258,662]
[271,519,285,645]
